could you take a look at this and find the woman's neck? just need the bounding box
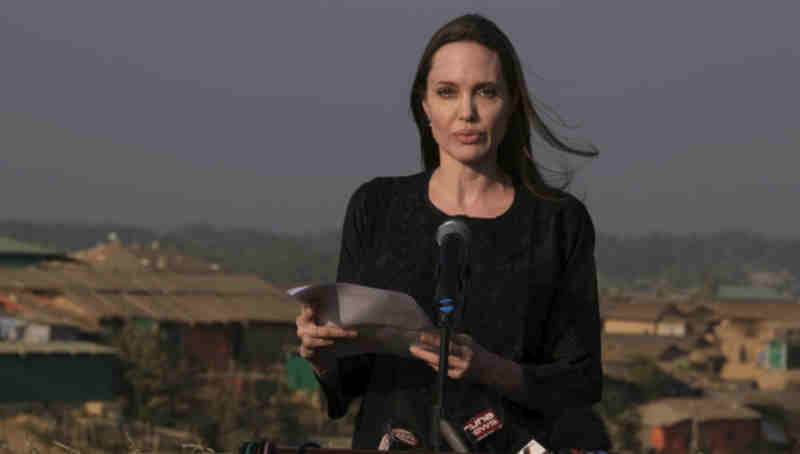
[428,158,513,217]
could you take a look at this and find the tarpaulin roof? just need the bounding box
[1,267,298,325]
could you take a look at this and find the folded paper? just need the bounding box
[288,282,435,358]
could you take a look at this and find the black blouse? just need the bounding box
[318,171,604,452]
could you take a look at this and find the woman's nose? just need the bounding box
[457,95,478,122]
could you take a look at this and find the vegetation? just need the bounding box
[596,230,800,293]
[112,323,203,427]
[109,323,323,452]
[596,375,643,420]
[595,357,703,453]
[613,408,644,454]
[2,220,800,292]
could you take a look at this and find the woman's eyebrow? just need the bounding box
[432,80,499,86]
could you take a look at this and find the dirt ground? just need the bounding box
[0,411,210,454]
[0,394,354,454]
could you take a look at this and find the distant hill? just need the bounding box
[1,220,798,292]
[596,231,800,293]
[0,220,339,288]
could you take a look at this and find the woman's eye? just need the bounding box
[478,86,498,98]
[436,87,456,98]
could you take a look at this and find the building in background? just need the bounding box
[714,285,794,303]
[1,238,309,399]
[710,300,800,389]
[1,238,117,402]
[637,397,765,454]
[1,262,298,364]
[601,298,689,337]
[0,341,118,402]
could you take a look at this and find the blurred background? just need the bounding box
[1,2,799,453]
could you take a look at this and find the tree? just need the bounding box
[112,322,202,426]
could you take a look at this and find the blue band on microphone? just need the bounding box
[439,297,454,304]
[440,305,454,313]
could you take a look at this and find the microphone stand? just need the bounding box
[431,295,458,452]
[430,219,470,452]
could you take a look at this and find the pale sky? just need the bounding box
[1,1,798,236]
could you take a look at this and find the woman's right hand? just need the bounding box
[295,303,357,373]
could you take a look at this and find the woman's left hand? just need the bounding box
[409,332,489,381]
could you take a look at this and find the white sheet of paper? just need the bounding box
[517,438,548,454]
[288,282,435,358]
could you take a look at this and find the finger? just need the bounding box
[296,309,310,323]
[448,368,467,379]
[449,342,462,356]
[418,333,441,347]
[298,323,346,339]
[296,308,313,327]
[298,345,314,358]
[428,356,469,376]
[295,315,310,338]
[430,364,466,378]
[419,336,461,356]
[302,338,334,348]
[301,304,316,320]
[446,355,469,370]
[410,345,468,366]
[311,324,357,339]
[449,344,472,360]
[425,362,466,377]
[409,345,440,364]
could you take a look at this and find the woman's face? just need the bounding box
[422,41,513,168]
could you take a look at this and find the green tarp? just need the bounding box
[0,353,119,402]
[768,341,800,370]
[768,340,786,370]
[285,355,319,391]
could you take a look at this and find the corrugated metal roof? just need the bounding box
[7,293,101,332]
[716,285,791,302]
[602,333,696,363]
[638,397,761,427]
[71,241,222,273]
[601,301,682,321]
[0,267,281,294]
[1,267,298,324]
[704,301,800,321]
[0,341,117,356]
[40,292,294,324]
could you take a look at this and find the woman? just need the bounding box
[296,14,605,452]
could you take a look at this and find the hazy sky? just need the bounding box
[1,1,798,237]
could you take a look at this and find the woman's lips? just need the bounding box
[454,131,484,144]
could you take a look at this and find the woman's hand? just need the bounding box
[295,303,357,374]
[409,332,489,381]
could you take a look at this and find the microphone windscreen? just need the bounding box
[436,218,471,247]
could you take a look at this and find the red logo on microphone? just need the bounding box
[463,409,503,441]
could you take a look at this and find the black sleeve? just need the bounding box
[316,180,377,419]
[521,198,602,413]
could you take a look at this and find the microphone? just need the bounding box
[377,421,420,451]
[440,418,470,452]
[435,218,471,315]
[431,218,471,452]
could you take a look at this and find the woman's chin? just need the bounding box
[442,146,494,167]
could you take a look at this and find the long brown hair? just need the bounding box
[410,14,597,198]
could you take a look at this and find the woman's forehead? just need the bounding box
[428,41,502,83]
